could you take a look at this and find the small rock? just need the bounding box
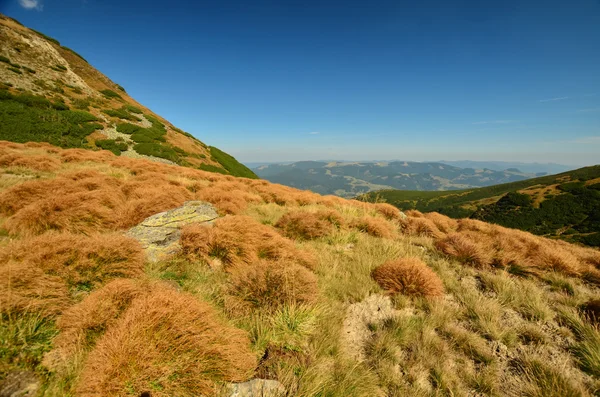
[0,371,40,397]
[226,379,285,397]
[126,201,218,262]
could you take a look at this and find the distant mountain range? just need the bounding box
[437,161,575,175]
[252,161,551,197]
[359,165,600,247]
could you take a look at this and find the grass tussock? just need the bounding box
[0,232,144,289]
[373,202,404,220]
[371,258,445,298]
[402,216,446,239]
[181,215,316,270]
[350,215,396,239]
[226,260,318,312]
[275,210,343,240]
[76,285,256,397]
[435,232,493,268]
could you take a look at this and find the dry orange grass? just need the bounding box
[50,279,146,364]
[0,263,69,315]
[0,232,144,288]
[275,210,344,240]
[373,203,404,220]
[402,216,445,239]
[371,258,444,298]
[435,232,493,268]
[76,285,256,397]
[195,184,261,215]
[181,215,316,270]
[404,209,424,217]
[422,212,458,233]
[0,152,60,171]
[350,215,396,239]
[226,260,318,312]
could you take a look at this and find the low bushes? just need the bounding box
[371,258,444,298]
[99,89,121,100]
[95,139,127,155]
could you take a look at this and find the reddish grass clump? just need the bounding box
[435,232,493,268]
[0,232,144,289]
[350,215,396,239]
[371,258,444,298]
[275,210,341,240]
[181,215,316,270]
[53,279,145,358]
[423,212,458,233]
[402,216,445,239]
[76,286,256,396]
[226,260,318,312]
[0,152,61,171]
[0,263,69,316]
[373,203,404,220]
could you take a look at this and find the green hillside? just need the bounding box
[360,165,600,247]
[0,14,256,179]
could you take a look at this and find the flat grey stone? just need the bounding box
[126,201,218,262]
[227,379,285,397]
[0,371,40,397]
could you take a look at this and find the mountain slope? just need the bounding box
[0,14,256,179]
[360,165,600,246]
[1,141,599,396]
[253,160,536,197]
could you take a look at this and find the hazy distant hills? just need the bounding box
[438,161,574,175]
[252,161,542,197]
[360,165,600,247]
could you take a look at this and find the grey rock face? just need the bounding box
[227,379,285,397]
[126,201,218,262]
[0,371,40,397]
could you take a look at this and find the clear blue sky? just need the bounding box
[2,0,600,165]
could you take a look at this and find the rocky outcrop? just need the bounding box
[0,371,40,397]
[126,201,218,262]
[226,379,285,397]
[340,294,400,361]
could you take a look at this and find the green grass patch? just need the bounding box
[102,107,141,122]
[96,139,128,155]
[209,146,258,179]
[0,90,102,148]
[123,104,142,114]
[133,143,179,162]
[7,67,22,75]
[0,56,11,63]
[198,163,228,174]
[100,89,122,100]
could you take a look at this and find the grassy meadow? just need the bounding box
[0,141,599,396]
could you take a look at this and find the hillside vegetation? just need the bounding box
[253,161,536,197]
[0,14,256,179]
[1,141,599,396]
[360,165,600,247]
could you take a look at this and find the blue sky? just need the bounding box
[2,0,600,165]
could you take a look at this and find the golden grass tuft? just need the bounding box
[275,210,340,240]
[76,285,257,396]
[371,257,445,297]
[0,152,61,171]
[226,260,318,312]
[181,215,316,270]
[422,211,458,233]
[350,215,395,239]
[53,278,145,358]
[0,232,144,288]
[372,203,404,220]
[0,263,69,316]
[435,232,493,268]
[402,216,446,239]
